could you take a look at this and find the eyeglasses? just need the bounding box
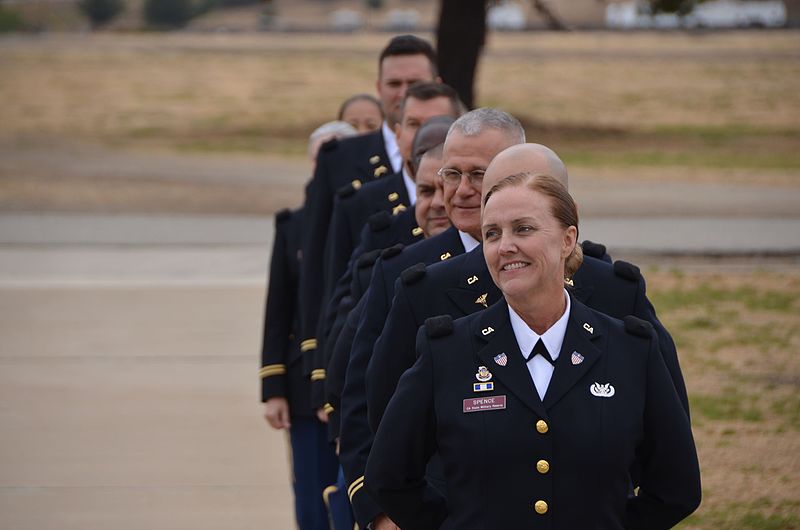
[437,167,486,186]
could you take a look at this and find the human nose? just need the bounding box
[498,231,517,254]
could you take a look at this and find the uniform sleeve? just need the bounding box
[324,295,361,442]
[626,330,701,529]
[365,330,446,530]
[366,278,421,431]
[298,152,335,378]
[338,264,391,527]
[260,219,294,402]
[631,273,690,417]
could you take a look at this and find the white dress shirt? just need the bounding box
[382,121,403,175]
[508,290,571,401]
[458,231,480,253]
[402,167,416,206]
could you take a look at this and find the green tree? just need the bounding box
[79,0,124,28]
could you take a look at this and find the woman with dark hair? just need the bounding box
[338,93,383,134]
[365,173,701,529]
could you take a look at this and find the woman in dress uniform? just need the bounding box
[365,173,701,529]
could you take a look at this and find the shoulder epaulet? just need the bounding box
[401,263,427,285]
[320,137,339,152]
[624,315,654,338]
[368,211,392,232]
[275,208,291,223]
[425,315,453,338]
[336,180,361,199]
[613,260,641,282]
[380,243,404,260]
[582,240,607,260]
[357,248,382,269]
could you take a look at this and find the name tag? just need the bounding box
[463,395,507,413]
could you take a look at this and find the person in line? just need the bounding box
[260,120,357,530]
[339,93,383,134]
[366,172,701,529]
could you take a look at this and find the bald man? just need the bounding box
[366,143,689,433]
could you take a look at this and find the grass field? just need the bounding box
[1,31,799,182]
[647,268,800,529]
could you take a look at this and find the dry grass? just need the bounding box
[646,269,800,529]
[0,31,798,179]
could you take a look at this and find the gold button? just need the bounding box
[536,460,550,474]
[534,500,548,514]
[536,420,548,434]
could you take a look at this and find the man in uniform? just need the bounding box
[299,36,440,416]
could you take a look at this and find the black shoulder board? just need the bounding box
[582,240,607,259]
[613,260,641,282]
[337,182,358,199]
[357,248,382,269]
[368,211,392,232]
[381,243,405,260]
[275,208,291,223]
[401,263,427,285]
[425,315,453,338]
[624,315,654,338]
[320,137,338,152]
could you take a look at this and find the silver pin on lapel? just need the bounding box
[571,351,584,365]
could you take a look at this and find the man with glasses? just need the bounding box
[338,108,525,530]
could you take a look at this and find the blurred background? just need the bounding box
[0,0,798,529]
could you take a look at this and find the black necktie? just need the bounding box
[526,338,555,365]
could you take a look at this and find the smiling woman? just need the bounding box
[365,171,701,530]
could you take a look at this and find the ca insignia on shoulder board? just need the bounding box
[583,323,594,334]
[475,366,492,382]
[388,192,399,202]
[467,275,478,285]
[481,326,494,336]
[564,277,574,287]
[392,204,407,215]
[493,353,508,366]
[412,226,424,237]
[374,165,388,177]
[571,351,584,365]
[369,155,380,165]
[440,252,452,261]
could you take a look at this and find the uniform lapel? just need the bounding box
[357,130,390,182]
[542,297,604,410]
[474,301,547,418]
[569,263,595,304]
[446,247,502,316]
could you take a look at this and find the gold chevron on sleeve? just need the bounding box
[348,476,365,501]
[300,339,318,352]
[310,369,326,381]
[259,364,286,378]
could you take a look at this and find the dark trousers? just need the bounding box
[289,416,339,530]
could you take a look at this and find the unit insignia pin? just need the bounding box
[481,326,494,336]
[583,323,594,334]
[493,353,508,366]
[369,155,381,165]
[475,366,493,382]
[475,293,488,308]
[467,275,478,285]
[590,382,615,398]
[388,192,399,202]
[571,351,584,365]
